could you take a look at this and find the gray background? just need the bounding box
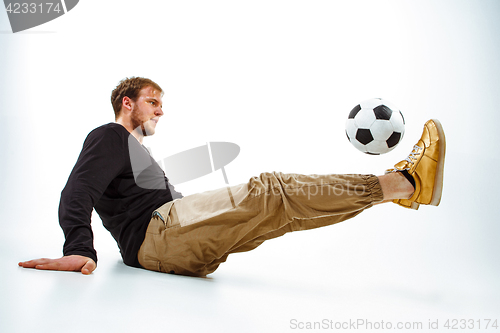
[1,1,499,332]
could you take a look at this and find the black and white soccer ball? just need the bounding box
[345,98,405,155]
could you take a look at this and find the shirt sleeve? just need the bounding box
[58,127,126,263]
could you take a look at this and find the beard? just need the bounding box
[131,105,156,136]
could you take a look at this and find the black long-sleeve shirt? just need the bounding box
[58,123,182,267]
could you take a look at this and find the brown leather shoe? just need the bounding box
[386,119,446,210]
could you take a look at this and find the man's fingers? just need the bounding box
[18,258,53,268]
[35,262,61,271]
[18,255,96,274]
[81,259,96,275]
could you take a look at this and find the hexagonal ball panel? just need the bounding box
[370,119,394,141]
[354,109,376,128]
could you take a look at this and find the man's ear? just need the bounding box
[121,96,133,113]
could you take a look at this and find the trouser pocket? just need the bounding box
[138,200,178,271]
[151,200,179,229]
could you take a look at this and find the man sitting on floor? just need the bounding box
[19,77,446,277]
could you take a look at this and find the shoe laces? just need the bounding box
[387,144,423,173]
[404,144,423,165]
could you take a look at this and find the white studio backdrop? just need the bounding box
[1,0,500,332]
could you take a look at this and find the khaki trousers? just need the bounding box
[137,172,383,277]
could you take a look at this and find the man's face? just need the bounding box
[129,86,164,136]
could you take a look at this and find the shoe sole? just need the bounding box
[429,119,446,206]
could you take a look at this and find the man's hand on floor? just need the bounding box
[18,255,96,275]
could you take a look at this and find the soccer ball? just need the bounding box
[345,98,405,155]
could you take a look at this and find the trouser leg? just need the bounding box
[138,172,383,277]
